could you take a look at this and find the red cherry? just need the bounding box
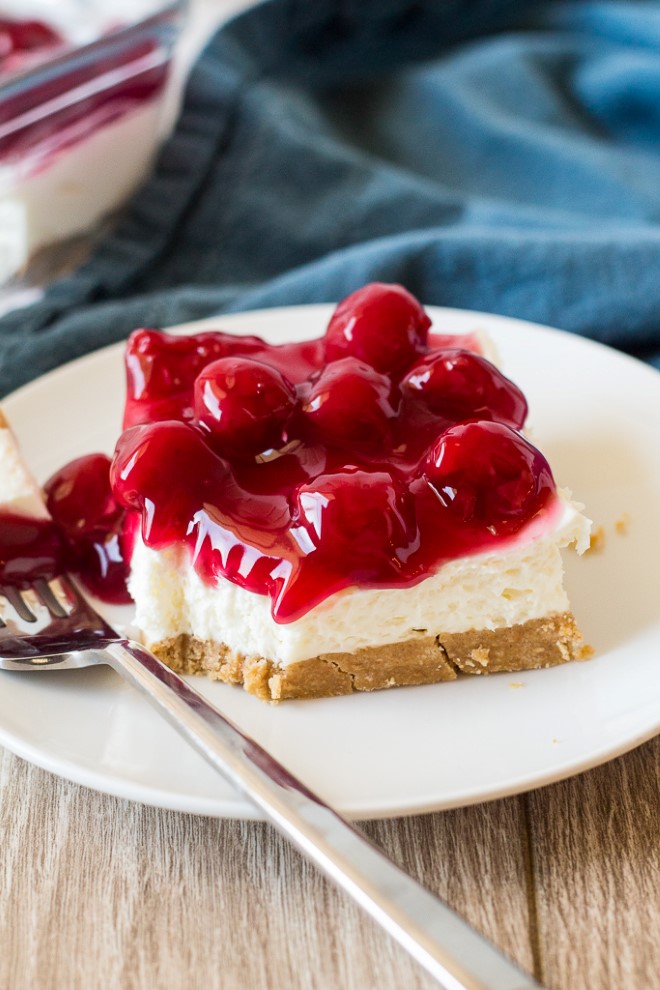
[123,329,268,428]
[323,283,431,375]
[293,467,416,568]
[424,422,554,533]
[194,357,297,456]
[45,454,120,537]
[44,454,130,604]
[302,357,400,450]
[402,349,527,429]
[112,421,229,539]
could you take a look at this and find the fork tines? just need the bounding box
[34,578,69,618]
[0,578,72,628]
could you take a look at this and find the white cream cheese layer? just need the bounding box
[0,100,162,283]
[0,419,49,518]
[129,491,591,667]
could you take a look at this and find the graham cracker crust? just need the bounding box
[148,612,588,702]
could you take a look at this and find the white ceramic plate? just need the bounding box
[1,306,659,819]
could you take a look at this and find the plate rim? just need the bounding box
[0,694,657,820]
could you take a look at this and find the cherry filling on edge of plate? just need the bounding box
[5,284,556,617]
[0,512,65,587]
[0,455,131,602]
[43,454,132,604]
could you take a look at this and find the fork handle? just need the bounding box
[104,639,542,990]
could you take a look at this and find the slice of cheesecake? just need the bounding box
[126,497,590,701]
[108,284,592,701]
[0,12,176,284]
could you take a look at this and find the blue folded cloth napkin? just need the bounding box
[1,0,659,398]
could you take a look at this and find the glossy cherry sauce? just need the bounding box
[0,512,64,586]
[109,284,556,622]
[43,455,132,604]
[0,455,131,602]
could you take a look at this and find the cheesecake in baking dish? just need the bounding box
[0,9,178,283]
[106,284,591,700]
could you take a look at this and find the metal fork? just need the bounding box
[0,574,543,990]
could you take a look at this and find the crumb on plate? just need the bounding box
[589,526,606,551]
[615,512,630,535]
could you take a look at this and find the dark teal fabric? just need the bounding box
[1,0,660,396]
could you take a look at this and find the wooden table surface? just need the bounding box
[1,733,657,990]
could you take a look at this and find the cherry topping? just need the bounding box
[124,329,268,428]
[0,18,62,59]
[112,421,232,539]
[0,18,64,81]
[194,357,298,456]
[46,454,120,535]
[424,422,554,534]
[402,349,527,429]
[323,283,431,375]
[293,468,417,574]
[44,454,131,603]
[302,357,400,451]
[24,284,560,622]
[0,513,65,587]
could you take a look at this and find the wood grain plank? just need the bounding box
[527,735,660,990]
[0,749,533,990]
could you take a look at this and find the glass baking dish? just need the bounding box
[0,0,185,287]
